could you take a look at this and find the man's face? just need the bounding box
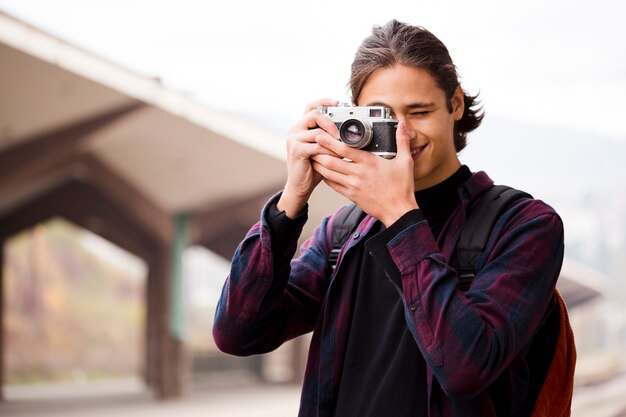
[357,64,464,191]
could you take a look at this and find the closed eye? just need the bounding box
[409,111,431,118]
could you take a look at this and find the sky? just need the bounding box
[1,0,626,141]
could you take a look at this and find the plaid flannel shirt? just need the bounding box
[213,171,565,417]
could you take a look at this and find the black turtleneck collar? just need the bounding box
[414,165,472,238]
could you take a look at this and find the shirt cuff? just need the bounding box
[365,209,426,274]
[264,192,308,239]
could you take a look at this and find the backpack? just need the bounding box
[327,185,576,417]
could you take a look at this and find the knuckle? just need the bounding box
[362,156,375,168]
[296,112,319,130]
[336,146,349,158]
[287,132,303,144]
[348,177,361,190]
[305,105,323,119]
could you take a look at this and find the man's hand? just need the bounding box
[311,121,419,227]
[277,99,341,218]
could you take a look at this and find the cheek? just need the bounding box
[413,119,447,141]
[430,114,456,141]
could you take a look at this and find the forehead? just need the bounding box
[358,64,446,106]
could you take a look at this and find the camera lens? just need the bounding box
[339,119,372,148]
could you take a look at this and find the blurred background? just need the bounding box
[0,1,625,416]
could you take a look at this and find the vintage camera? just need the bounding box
[317,104,398,158]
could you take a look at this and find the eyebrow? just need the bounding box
[365,101,436,109]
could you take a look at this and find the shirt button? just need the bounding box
[352,232,360,239]
[409,303,417,311]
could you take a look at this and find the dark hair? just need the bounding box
[349,20,483,152]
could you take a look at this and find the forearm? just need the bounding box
[213,194,330,355]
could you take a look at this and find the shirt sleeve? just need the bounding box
[366,208,426,278]
[212,191,333,356]
[366,199,564,401]
[266,197,307,256]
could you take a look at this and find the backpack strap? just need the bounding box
[456,186,575,415]
[328,204,366,270]
[456,185,532,291]
[327,185,532,281]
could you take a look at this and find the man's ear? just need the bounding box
[451,85,465,121]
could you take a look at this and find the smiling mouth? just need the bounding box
[411,145,427,160]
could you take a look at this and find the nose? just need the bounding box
[406,124,417,140]
[396,119,417,140]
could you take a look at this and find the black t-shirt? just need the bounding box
[332,166,472,417]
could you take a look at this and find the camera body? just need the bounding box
[317,104,398,158]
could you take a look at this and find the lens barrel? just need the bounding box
[339,119,373,148]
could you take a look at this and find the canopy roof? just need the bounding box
[0,11,345,256]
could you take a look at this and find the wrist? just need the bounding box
[277,188,310,219]
[381,202,419,228]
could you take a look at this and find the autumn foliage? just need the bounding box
[4,219,145,384]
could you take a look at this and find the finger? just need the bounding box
[288,129,342,156]
[312,160,350,188]
[315,133,366,163]
[294,142,342,159]
[290,129,344,157]
[321,177,350,200]
[303,111,340,139]
[290,128,326,144]
[311,153,354,176]
[303,98,340,114]
[395,121,414,158]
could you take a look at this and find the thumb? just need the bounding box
[395,121,413,157]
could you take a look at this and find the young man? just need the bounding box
[213,20,565,417]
